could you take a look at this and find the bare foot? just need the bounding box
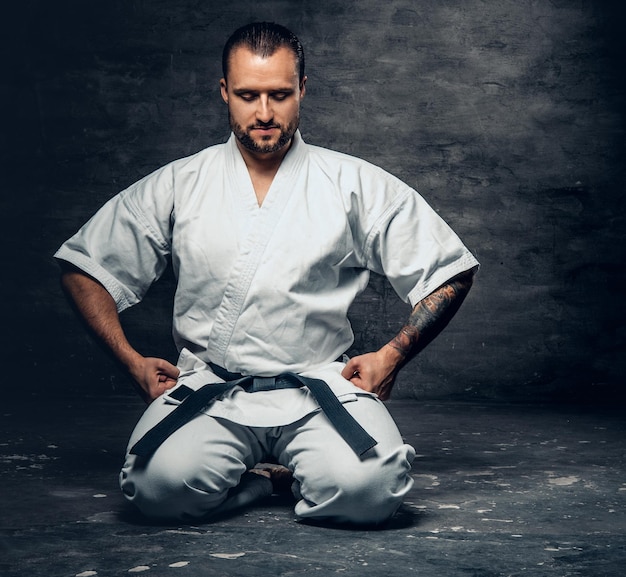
[250,464,293,493]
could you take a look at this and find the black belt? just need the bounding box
[130,364,377,459]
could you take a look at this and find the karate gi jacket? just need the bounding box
[55,131,479,425]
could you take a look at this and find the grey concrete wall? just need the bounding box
[3,0,625,403]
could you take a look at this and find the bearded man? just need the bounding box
[56,22,478,525]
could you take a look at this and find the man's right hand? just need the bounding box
[61,267,180,403]
[128,356,180,403]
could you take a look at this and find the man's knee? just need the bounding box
[120,445,240,520]
[295,444,415,525]
[120,410,263,520]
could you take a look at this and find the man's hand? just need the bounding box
[341,268,477,401]
[341,345,401,401]
[128,356,180,403]
[60,267,180,403]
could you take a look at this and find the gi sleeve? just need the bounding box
[54,166,175,312]
[364,187,479,308]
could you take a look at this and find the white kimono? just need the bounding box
[55,131,478,427]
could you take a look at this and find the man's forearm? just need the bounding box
[60,268,142,371]
[61,267,180,402]
[387,267,477,367]
[341,267,477,400]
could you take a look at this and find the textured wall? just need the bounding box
[2,0,625,402]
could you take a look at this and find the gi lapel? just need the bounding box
[207,133,306,368]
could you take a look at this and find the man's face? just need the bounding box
[220,46,306,158]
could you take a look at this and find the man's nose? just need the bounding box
[256,96,273,123]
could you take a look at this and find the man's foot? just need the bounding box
[250,463,294,494]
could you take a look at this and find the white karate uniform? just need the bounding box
[55,131,478,524]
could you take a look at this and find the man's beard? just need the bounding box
[230,114,298,155]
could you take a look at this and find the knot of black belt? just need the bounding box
[130,363,377,459]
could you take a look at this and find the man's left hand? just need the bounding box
[340,346,402,401]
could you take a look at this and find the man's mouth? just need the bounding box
[252,125,279,131]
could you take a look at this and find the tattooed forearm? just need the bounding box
[388,268,476,362]
[408,279,466,333]
[388,325,419,358]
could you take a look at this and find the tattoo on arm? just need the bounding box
[388,270,475,361]
[388,325,420,359]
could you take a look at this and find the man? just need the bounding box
[56,22,479,525]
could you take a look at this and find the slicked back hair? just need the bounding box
[222,22,305,83]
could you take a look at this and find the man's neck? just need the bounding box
[235,137,292,174]
[235,138,293,206]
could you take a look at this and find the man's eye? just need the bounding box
[239,93,256,101]
[272,93,289,101]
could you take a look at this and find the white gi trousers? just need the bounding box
[119,390,415,525]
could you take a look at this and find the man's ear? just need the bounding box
[300,76,307,100]
[220,78,228,103]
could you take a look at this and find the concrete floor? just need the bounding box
[2,395,625,577]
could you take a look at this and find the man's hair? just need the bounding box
[222,22,305,82]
